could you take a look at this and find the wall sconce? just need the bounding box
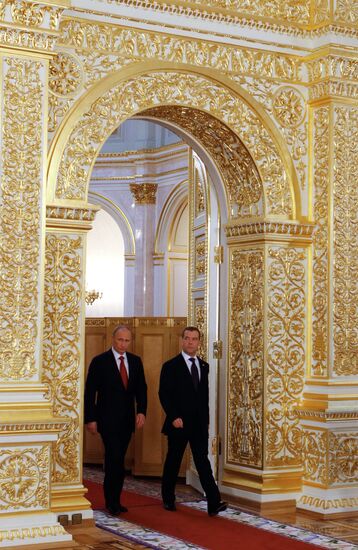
[85,289,103,306]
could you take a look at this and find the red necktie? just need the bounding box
[119,355,128,389]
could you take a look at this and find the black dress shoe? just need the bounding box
[118,504,128,513]
[106,506,120,516]
[163,502,176,511]
[208,501,227,516]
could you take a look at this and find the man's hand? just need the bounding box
[86,421,98,435]
[172,418,183,428]
[136,413,145,429]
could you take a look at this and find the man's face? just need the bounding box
[112,328,131,354]
[181,330,200,357]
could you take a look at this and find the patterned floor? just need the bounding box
[84,466,358,550]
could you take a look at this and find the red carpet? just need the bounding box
[84,479,319,549]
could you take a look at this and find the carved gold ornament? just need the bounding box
[129,183,158,204]
[49,53,83,98]
[0,57,44,382]
[0,447,49,510]
[0,454,39,504]
[311,107,329,377]
[53,72,292,218]
[266,247,306,466]
[11,1,44,27]
[333,106,358,376]
[273,86,306,128]
[143,106,263,218]
[43,233,83,483]
[228,249,264,467]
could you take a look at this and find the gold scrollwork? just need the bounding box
[228,249,264,467]
[42,234,83,483]
[194,303,207,361]
[11,1,44,27]
[54,73,291,218]
[266,247,306,466]
[333,106,358,376]
[0,447,49,510]
[312,107,329,377]
[0,57,44,382]
[144,106,263,218]
[302,429,328,484]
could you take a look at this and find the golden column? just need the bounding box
[43,205,99,519]
[298,46,358,517]
[0,0,74,545]
[223,221,314,512]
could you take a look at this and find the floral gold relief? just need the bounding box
[0,57,44,382]
[43,233,83,483]
[266,247,306,466]
[53,72,292,219]
[311,107,329,378]
[333,107,358,376]
[143,106,263,218]
[228,248,264,467]
[0,446,49,511]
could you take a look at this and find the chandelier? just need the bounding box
[85,289,103,306]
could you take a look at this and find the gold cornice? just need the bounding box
[46,203,100,230]
[80,0,358,34]
[299,409,358,421]
[225,220,314,243]
[0,420,68,434]
[305,379,358,387]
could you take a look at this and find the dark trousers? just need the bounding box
[161,427,221,511]
[101,429,132,508]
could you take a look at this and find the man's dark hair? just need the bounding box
[181,326,201,339]
[112,325,132,337]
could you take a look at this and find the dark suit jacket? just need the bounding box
[159,353,209,435]
[84,349,147,435]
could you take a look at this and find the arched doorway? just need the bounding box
[45,64,303,516]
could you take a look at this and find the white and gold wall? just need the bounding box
[0,0,357,545]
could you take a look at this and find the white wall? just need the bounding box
[85,209,125,317]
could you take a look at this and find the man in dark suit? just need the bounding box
[84,325,147,515]
[159,326,227,516]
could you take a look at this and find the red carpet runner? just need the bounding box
[84,479,320,549]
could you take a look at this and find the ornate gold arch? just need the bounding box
[47,63,300,220]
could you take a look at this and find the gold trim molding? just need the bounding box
[225,221,314,240]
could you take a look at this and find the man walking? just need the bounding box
[159,326,227,516]
[84,325,147,515]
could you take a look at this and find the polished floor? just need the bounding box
[8,473,358,549]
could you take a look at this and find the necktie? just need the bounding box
[119,355,128,390]
[189,357,199,390]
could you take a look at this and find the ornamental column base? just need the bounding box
[221,467,302,513]
[51,484,93,519]
[0,398,74,547]
[298,399,358,519]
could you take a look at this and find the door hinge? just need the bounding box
[214,245,224,264]
[213,339,223,360]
